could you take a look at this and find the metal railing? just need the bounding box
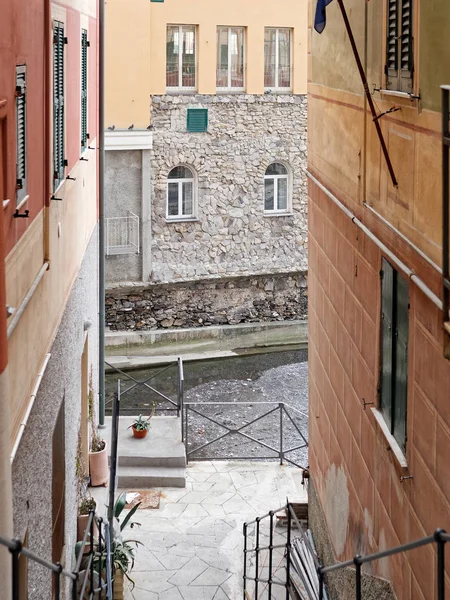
[1,510,112,600]
[105,212,139,256]
[244,502,450,600]
[183,401,308,467]
[105,357,184,416]
[442,85,450,358]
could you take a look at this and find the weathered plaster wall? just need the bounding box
[150,94,308,283]
[105,150,142,283]
[11,229,99,599]
[106,272,307,331]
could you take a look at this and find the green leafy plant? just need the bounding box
[128,413,152,432]
[90,430,105,453]
[79,496,96,516]
[110,492,143,588]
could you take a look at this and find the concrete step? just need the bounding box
[118,448,186,468]
[117,465,186,489]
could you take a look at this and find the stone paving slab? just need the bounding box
[125,461,307,600]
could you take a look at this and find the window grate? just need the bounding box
[385,0,413,92]
[105,212,140,256]
[187,108,208,133]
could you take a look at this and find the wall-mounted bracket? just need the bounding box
[14,209,29,219]
[361,398,374,410]
[373,106,401,122]
[66,175,76,181]
[80,157,89,161]
[51,195,63,201]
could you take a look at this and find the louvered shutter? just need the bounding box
[385,0,413,92]
[186,108,208,132]
[81,29,88,150]
[53,21,65,191]
[15,66,27,204]
[399,0,413,92]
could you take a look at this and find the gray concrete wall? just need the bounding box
[150,94,308,283]
[105,150,142,283]
[308,479,396,600]
[11,228,99,599]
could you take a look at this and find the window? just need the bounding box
[81,29,88,151]
[15,65,27,205]
[216,27,245,91]
[166,25,196,90]
[380,258,409,451]
[187,108,208,132]
[53,20,65,191]
[166,166,195,219]
[264,163,289,213]
[385,0,413,92]
[264,28,291,91]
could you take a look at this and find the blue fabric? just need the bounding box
[314,0,334,33]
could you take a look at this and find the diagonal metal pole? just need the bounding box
[336,0,398,187]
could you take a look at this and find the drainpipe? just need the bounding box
[98,0,106,427]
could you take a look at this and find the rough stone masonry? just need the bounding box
[150,93,308,282]
[106,94,308,330]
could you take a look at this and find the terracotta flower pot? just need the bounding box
[89,441,109,487]
[77,513,99,553]
[132,427,148,439]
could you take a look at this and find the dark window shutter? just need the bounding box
[81,29,88,150]
[380,258,394,430]
[53,21,65,191]
[399,0,413,92]
[393,272,409,450]
[385,0,413,92]
[15,66,27,204]
[186,108,208,132]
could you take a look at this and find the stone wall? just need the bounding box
[150,93,308,283]
[106,271,307,331]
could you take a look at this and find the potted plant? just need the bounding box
[88,372,109,486]
[77,496,98,547]
[128,414,151,439]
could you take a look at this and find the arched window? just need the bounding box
[166,166,195,219]
[264,163,289,213]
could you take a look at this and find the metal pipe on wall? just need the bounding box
[306,170,444,313]
[98,0,106,427]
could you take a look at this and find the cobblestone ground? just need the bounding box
[184,359,308,469]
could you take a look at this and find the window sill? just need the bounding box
[263,211,294,218]
[3,199,11,209]
[379,89,419,101]
[216,89,246,94]
[166,88,197,95]
[165,217,198,223]
[371,408,408,469]
[264,89,293,94]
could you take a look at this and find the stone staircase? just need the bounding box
[104,415,186,488]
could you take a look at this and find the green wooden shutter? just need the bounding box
[380,258,394,431]
[187,108,208,132]
[399,0,413,92]
[15,66,27,204]
[81,29,88,150]
[53,21,65,191]
[393,271,409,450]
[385,0,413,92]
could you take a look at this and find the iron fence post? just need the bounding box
[90,509,95,596]
[279,403,283,465]
[177,357,181,419]
[354,555,362,600]
[255,517,260,599]
[98,518,103,599]
[268,511,274,599]
[185,405,189,465]
[72,573,78,600]
[10,539,21,600]
[243,522,247,599]
[286,504,291,600]
[435,529,446,600]
[318,568,324,600]
[55,562,62,600]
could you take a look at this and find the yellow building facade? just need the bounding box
[106,0,308,129]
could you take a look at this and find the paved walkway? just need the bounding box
[125,461,307,600]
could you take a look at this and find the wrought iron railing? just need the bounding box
[1,510,112,600]
[183,401,308,467]
[244,502,450,600]
[105,357,184,416]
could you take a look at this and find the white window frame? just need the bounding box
[264,28,292,92]
[264,163,291,214]
[216,26,245,92]
[166,167,196,221]
[167,25,197,92]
